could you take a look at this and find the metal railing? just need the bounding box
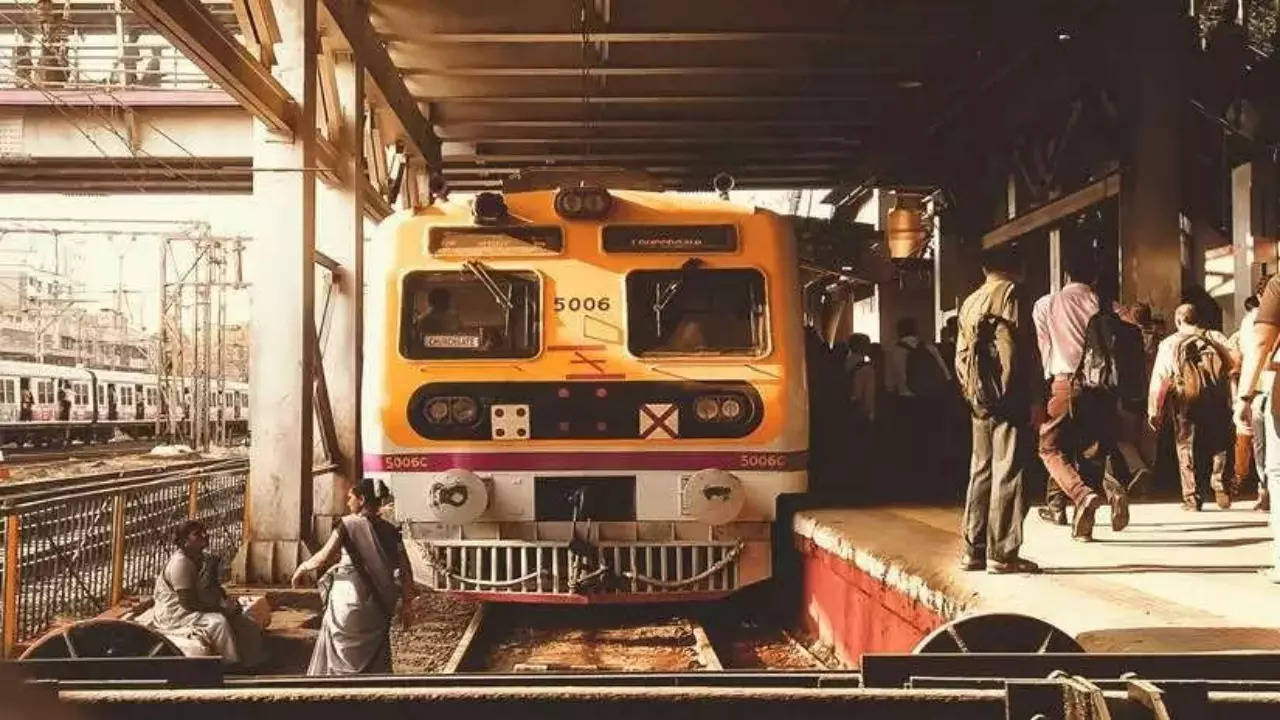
[0,461,246,656]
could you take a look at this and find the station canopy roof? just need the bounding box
[370,0,1081,193]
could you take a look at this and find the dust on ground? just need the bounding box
[713,617,833,670]
[478,605,704,672]
[390,591,479,673]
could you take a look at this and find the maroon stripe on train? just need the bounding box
[363,449,808,472]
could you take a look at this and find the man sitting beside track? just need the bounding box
[151,520,266,668]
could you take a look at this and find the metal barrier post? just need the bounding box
[3,513,20,658]
[109,494,127,606]
[188,478,199,520]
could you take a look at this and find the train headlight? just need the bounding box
[425,398,452,424]
[451,396,479,425]
[429,469,489,525]
[694,396,721,422]
[554,187,613,220]
[719,396,744,422]
[682,469,745,525]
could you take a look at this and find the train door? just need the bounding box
[144,386,159,420]
[0,376,16,422]
[134,384,145,420]
[71,381,91,421]
[34,378,55,420]
[18,377,32,421]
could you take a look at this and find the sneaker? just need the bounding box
[1215,490,1232,509]
[988,557,1041,575]
[1181,497,1202,511]
[1038,506,1068,526]
[1109,491,1130,532]
[958,554,986,571]
[1254,489,1270,512]
[1072,493,1102,541]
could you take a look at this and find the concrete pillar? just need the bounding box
[312,50,365,537]
[1233,163,1254,323]
[236,0,317,583]
[1118,0,1186,319]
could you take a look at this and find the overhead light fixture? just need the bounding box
[897,80,925,89]
[1057,31,1071,41]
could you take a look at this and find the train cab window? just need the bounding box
[73,383,88,405]
[400,269,540,359]
[626,267,767,357]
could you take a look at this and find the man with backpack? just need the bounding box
[955,245,1043,573]
[1148,303,1236,510]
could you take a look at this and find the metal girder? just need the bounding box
[462,136,861,146]
[122,0,297,134]
[403,66,911,77]
[435,119,874,129]
[430,95,876,104]
[443,151,856,164]
[321,0,442,170]
[388,31,950,43]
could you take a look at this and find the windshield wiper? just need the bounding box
[652,258,702,334]
[463,259,513,311]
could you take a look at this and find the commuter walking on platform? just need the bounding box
[1151,304,1237,510]
[292,479,415,675]
[885,316,951,494]
[1032,248,1119,541]
[1234,274,1280,581]
[954,245,1042,573]
[1229,294,1270,510]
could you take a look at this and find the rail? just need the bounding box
[0,459,247,657]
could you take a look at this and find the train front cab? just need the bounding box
[363,189,808,603]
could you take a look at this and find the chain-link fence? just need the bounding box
[0,461,246,655]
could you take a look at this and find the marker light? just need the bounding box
[554,187,613,220]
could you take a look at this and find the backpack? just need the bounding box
[1172,331,1229,409]
[901,339,948,398]
[1075,311,1147,407]
[955,281,1018,418]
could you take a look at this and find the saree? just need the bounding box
[306,514,399,675]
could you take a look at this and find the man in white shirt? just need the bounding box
[1032,249,1113,541]
[1149,303,1236,510]
[1229,295,1271,511]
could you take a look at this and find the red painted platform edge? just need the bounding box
[794,534,948,668]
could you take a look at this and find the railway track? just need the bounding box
[0,456,248,504]
[443,598,832,673]
[1,440,161,467]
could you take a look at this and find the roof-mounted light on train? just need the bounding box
[472,192,508,225]
[554,187,613,220]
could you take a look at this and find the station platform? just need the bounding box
[793,502,1280,667]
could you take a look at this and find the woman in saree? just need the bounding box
[291,479,415,674]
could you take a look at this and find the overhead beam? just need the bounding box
[444,151,856,164]
[120,0,389,217]
[122,0,296,134]
[463,136,861,146]
[403,66,914,77]
[430,95,877,104]
[388,31,949,43]
[320,0,441,170]
[435,119,875,129]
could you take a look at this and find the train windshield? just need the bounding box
[626,267,767,356]
[400,268,540,359]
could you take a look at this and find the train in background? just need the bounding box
[0,359,249,447]
[363,175,808,603]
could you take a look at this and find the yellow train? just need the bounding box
[363,179,808,602]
